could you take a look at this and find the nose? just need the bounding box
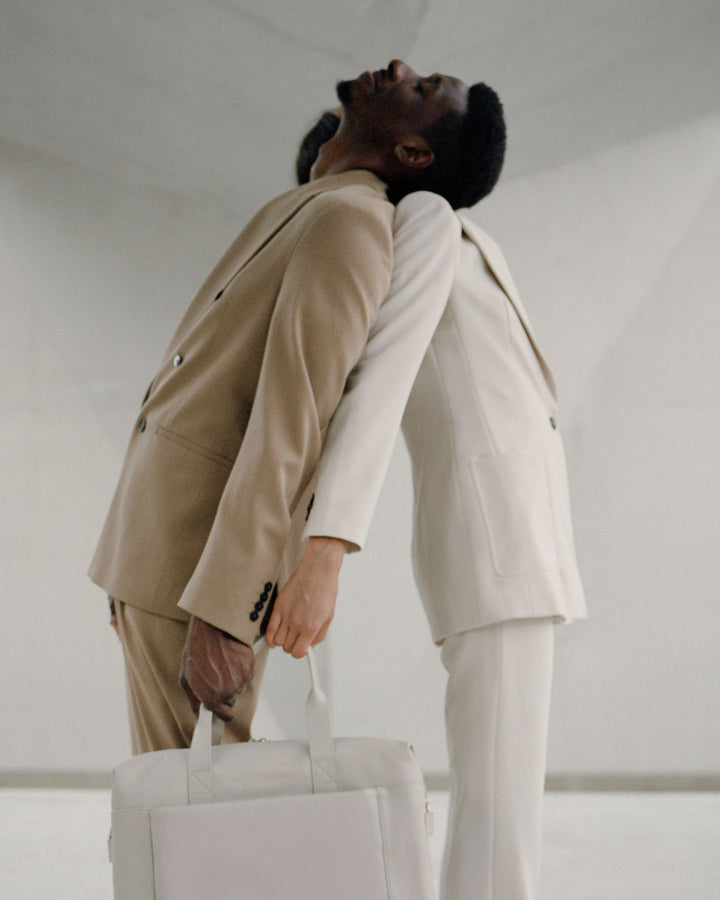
[387,59,415,82]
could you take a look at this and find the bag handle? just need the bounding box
[304,645,337,794]
[187,644,337,804]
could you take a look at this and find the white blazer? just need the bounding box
[303,193,586,642]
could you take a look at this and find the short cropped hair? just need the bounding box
[295,83,506,210]
[295,111,342,187]
[406,83,506,209]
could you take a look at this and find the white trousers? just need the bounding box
[439,617,555,900]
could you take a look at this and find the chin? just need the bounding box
[335,79,355,105]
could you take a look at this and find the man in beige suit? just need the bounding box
[267,113,587,899]
[91,60,506,753]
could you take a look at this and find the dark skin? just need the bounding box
[179,60,469,720]
[313,59,468,182]
[180,616,255,721]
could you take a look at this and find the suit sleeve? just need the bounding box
[178,199,393,643]
[302,192,460,551]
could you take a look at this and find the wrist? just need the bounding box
[305,535,346,570]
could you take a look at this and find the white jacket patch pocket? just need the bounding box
[470,448,559,578]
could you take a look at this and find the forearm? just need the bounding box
[302,192,460,550]
[302,535,347,571]
[179,206,392,644]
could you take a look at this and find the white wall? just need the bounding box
[1,110,719,778]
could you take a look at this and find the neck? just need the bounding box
[310,118,386,182]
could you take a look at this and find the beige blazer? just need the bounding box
[304,193,586,641]
[89,170,394,645]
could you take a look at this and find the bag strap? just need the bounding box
[187,705,216,804]
[305,646,337,793]
[187,645,337,804]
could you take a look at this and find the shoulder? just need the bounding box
[290,185,394,280]
[456,210,500,254]
[394,191,460,240]
[308,177,394,223]
[303,187,394,248]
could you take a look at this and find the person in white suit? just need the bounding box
[265,109,587,900]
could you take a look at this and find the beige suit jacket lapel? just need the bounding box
[458,212,557,399]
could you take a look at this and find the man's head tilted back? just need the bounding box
[297,59,506,210]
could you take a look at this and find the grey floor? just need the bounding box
[1,789,719,898]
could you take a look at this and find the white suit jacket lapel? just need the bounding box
[458,212,557,399]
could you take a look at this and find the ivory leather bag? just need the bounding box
[109,646,435,899]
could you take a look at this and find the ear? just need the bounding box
[393,136,434,170]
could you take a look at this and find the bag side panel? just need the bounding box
[111,809,155,900]
[378,784,435,900]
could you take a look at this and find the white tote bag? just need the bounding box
[110,646,435,899]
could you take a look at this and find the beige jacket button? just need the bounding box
[137,418,147,433]
[172,353,183,367]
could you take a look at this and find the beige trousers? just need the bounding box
[115,600,271,754]
[439,618,555,900]
[114,469,309,754]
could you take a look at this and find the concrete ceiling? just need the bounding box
[1,0,719,208]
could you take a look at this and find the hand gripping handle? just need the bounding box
[188,644,337,804]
